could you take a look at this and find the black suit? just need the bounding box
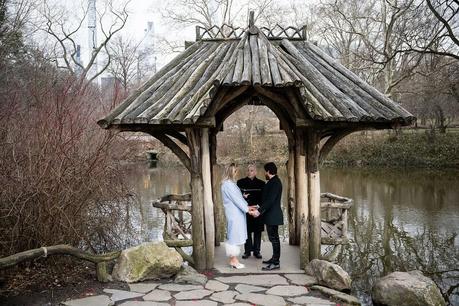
[237,176,265,255]
[259,175,283,225]
[259,175,283,264]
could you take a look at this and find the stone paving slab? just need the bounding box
[215,274,288,286]
[174,289,213,300]
[61,273,357,306]
[103,289,144,302]
[285,274,318,286]
[288,295,335,305]
[175,300,217,306]
[128,282,159,293]
[265,285,308,296]
[234,284,267,294]
[210,290,238,303]
[157,284,202,291]
[61,295,114,306]
[205,279,229,291]
[143,289,171,302]
[235,292,286,306]
[119,302,169,306]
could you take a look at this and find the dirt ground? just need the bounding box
[0,258,128,306]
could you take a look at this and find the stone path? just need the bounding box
[61,274,360,306]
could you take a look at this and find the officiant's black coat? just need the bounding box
[237,176,265,233]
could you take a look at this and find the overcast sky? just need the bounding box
[32,0,307,77]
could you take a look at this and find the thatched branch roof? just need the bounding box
[98,25,414,130]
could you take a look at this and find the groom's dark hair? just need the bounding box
[264,162,277,175]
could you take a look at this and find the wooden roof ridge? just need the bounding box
[97,20,415,130]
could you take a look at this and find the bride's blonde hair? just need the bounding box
[222,163,238,182]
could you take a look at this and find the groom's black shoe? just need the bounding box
[262,263,280,271]
[262,258,274,264]
[253,252,262,259]
[241,253,250,259]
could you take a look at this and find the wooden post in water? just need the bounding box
[307,129,321,260]
[201,128,215,269]
[295,129,309,266]
[186,128,207,270]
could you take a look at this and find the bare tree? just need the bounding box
[317,0,431,98]
[105,35,154,90]
[0,0,141,256]
[407,0,459,60]
[162,0,243,29]
[39,0,130,87]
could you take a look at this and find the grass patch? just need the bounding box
[325,130,459,168]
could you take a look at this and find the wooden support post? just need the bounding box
[210,130,224,245]
[295,129,309,266]
[307,129,321,260]
[201,128,215,269]
[186,128,207,271]
[287,140,297,245]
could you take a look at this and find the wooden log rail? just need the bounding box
[0,245,120,282]
[0,241,194,282]
[320,193,353,245]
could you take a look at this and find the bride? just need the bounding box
[221,163,259,269]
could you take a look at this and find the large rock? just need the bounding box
[372,271,446,306]
[305,259,351,291]
[174,265,207,285]
[112,242,183,283]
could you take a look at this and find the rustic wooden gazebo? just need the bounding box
[98,14,414,271]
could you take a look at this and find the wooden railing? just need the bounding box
[320,192,353,245]
[195,24,307,41]
[154,192,352,249]
[152,193,194,264]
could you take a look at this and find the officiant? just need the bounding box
[237,164,265,259]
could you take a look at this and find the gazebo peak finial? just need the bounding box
[248,10,258,35]
[249,11,255,27]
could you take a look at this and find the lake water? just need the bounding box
[123,163,459,305]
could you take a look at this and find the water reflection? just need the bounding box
[323,168,459,306]
[122,163,459,305]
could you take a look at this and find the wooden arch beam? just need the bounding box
[254,86,299,121]
[214,93,295,143]
[165,130,188,146]
[205,85,252,117]
[258,95,295,142]
[148,132,191,172]
[319,129,357,163]
[214,91,254,130]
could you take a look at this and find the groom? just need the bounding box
[251,162,283,271]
